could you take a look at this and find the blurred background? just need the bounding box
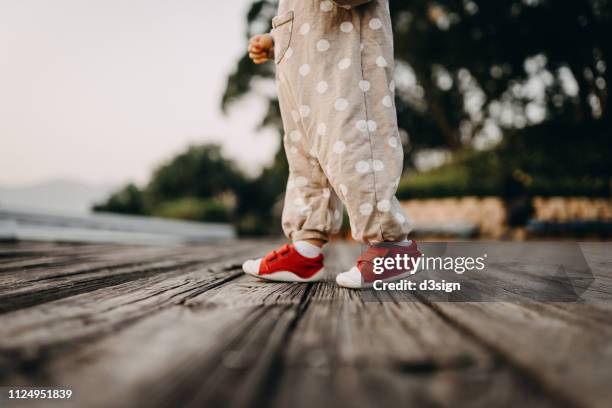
[1,0,611,243]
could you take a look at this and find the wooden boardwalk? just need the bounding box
[0,240,611,408]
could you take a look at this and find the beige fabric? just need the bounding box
[272,0,411,244]
[332,0,373,7]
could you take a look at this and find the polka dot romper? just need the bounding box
[271,0,411,244]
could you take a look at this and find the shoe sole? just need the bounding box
[243,262,326,283]
[339,264,424,289]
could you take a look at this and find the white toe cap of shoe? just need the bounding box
[242,259,262,276]
[335,266,363,289]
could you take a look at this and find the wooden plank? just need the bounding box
[426,300,612,408]
[1,241,610,408]
[268,243,562,408]
[0,242,132,259]
[0,243,272,352]
[1,276,309,408]
[397,242,612,407]
[0,241,267,314]
[0,245,195,276]
[477,242,612,305]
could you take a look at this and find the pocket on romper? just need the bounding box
[271,10,294,64]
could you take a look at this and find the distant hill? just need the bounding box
[0,179,116,214]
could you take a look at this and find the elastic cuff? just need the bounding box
[291,229,329,243]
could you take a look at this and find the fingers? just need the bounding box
[249,51,269,64]
[248,44,262,54]
[248,34,272,64]
[248,35,263,49]
[252,57,268,65]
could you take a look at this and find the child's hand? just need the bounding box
[248,34,274,64]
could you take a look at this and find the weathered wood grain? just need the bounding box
[0,240,610,408]
[3,276,308,408]
[0,242,267,314]
[265,243,563,408]
[424,301,612,408]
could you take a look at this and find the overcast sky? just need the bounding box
[0,0,278,188]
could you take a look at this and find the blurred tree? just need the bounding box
[95,143,285,234]
[222,0,611,187]
[147,145,244,204]
[93,184,147,215]
[95,145,250,224]
[153,197,232,223]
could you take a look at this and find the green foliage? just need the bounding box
[399,122,612,199]
[94,143,284,235]
[153,197,231,223]
[222,0,612,200]
[93,184,147,215]
[147,145,243,204]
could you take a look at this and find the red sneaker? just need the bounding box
[242,244,326,282]
[336,240,422,289]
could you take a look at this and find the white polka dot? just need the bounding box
[300,23,311,35]
[359,203,374,216]
[293,197,305,206]
[285,47,294,60]
[309,146,317,157]
[372,160,385,171]
[294,176,308,187]
[340,22,354,33]
[339,184,348,196]
[320,0,333,12]
[333,141,346,154]
[360,43,365,52]
[334,209,341,220]
[322,188,331,198]
[388,137,399,148]
[376,56,388,67]
[359,80,371,92]
[300,205,312,215]
[338,58,352,70]
[291,110,300,122]
[382,95,393,107]
[334,98,349,111]
[299,64,311,76]
[355,160,371,174]
[389,80,396,92]
[356,120,368,132]
[290,146,298,154]
[299,105,311,118]
[367,120,378,131]
[377,200,391,212]
[316,81,329,93]
[290,130,302,141]
[369,18,383,30]
[317,123,327,136]
[317,39,330,52]
[394,212,406,223]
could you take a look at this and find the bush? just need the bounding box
[93,184,147,215]
[397,150,499,199]
[152,197,231,223]
[397,145,612,199]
